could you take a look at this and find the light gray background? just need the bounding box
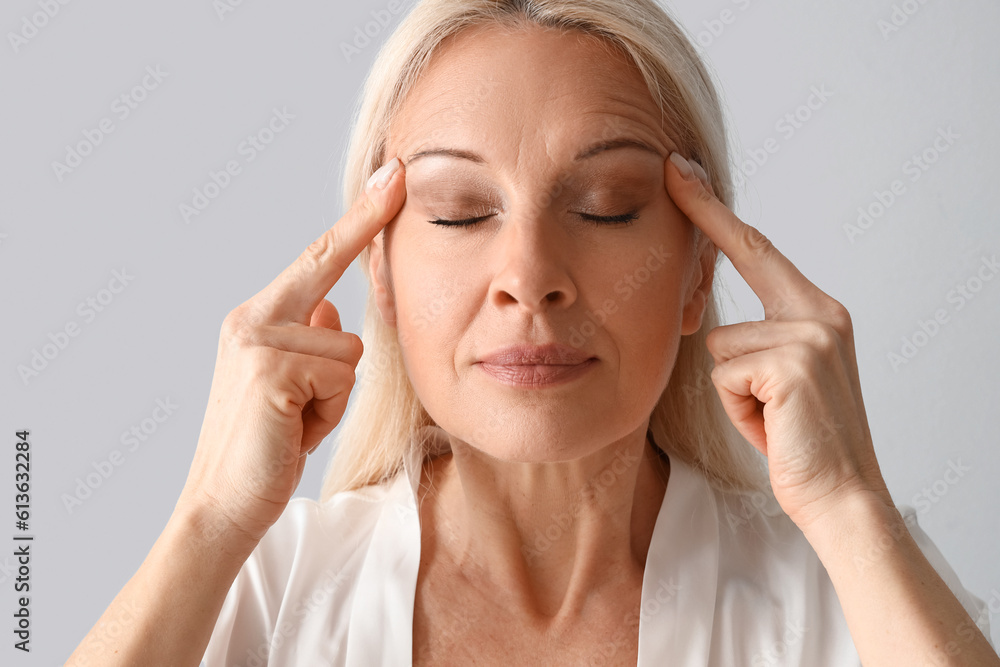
[1,0,998,662]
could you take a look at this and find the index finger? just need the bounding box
[664,151,821,319]
[252,157,406,324]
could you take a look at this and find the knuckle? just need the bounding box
[302,230,350,278]
[301,234,334,273]
[359,193,382,219]
[709,362,726,383]
[222,304,249,334]
[804,321,839,355]
[826,302,853,335]
[694,186,715,206]
[220,315,239,339]
[739,225,775,258]
[230,321,267,349]
[788,341,820,375]
[224,299,273,333]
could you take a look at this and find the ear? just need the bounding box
[369,232,397,329]
[680,233,717,335]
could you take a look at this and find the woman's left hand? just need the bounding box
[663,151,894,531]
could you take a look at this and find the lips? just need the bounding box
[477,343,594,366]
[476,344,596,388]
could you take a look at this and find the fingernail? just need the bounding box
[691,160,710,186]
[366,157,401,193]
[669,152,697,181]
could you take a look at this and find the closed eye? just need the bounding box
[580,211,640,225]
[428,215,494,227]
[428,210,640,227]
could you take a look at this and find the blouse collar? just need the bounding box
[345,425,720,666]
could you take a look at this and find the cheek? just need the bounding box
[593,245,688,334]
[582,206,691,320]
[389,262,477,425]
[393,271,462,350]
[388,220,458,330]
[584,235,690,388]
[387,237,468,385]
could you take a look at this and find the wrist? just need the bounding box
[169,493,263,563]
[791,476,895,535]
[797,488,910,568]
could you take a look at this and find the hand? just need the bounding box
[176,157,407,546]
[663,152,893,530]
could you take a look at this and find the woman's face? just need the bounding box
[371,24,715,462]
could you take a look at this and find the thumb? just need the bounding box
[310,298,342,331]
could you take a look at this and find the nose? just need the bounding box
[487,212,578,314]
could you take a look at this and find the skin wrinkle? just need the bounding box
[400,124,671,231]
[405,158,660,224]
[370,23,717,656]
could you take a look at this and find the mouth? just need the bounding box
[476,359,597,388]
[476,344,597,388]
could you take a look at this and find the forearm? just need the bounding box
[66,500,260,666]
[800,492,998,666]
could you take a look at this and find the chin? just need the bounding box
[479,442,582,464]
[446,418,616,464]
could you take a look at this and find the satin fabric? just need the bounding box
[201,426,993,666]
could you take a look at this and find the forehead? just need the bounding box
[387,24,678,167]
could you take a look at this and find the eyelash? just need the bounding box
[428,211,640,227]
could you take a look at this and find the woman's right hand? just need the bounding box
[175,157,406,550]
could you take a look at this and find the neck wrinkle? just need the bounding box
[411,423,670,623]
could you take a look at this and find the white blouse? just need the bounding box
[200,426,994,666]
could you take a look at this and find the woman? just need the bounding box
[68,0,997,665]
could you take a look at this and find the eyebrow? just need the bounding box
[404,137,664,166]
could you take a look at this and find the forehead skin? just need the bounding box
[386,22,680,184]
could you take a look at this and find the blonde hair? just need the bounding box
[320,0,771,502]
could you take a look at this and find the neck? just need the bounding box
[418,423,670,622]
